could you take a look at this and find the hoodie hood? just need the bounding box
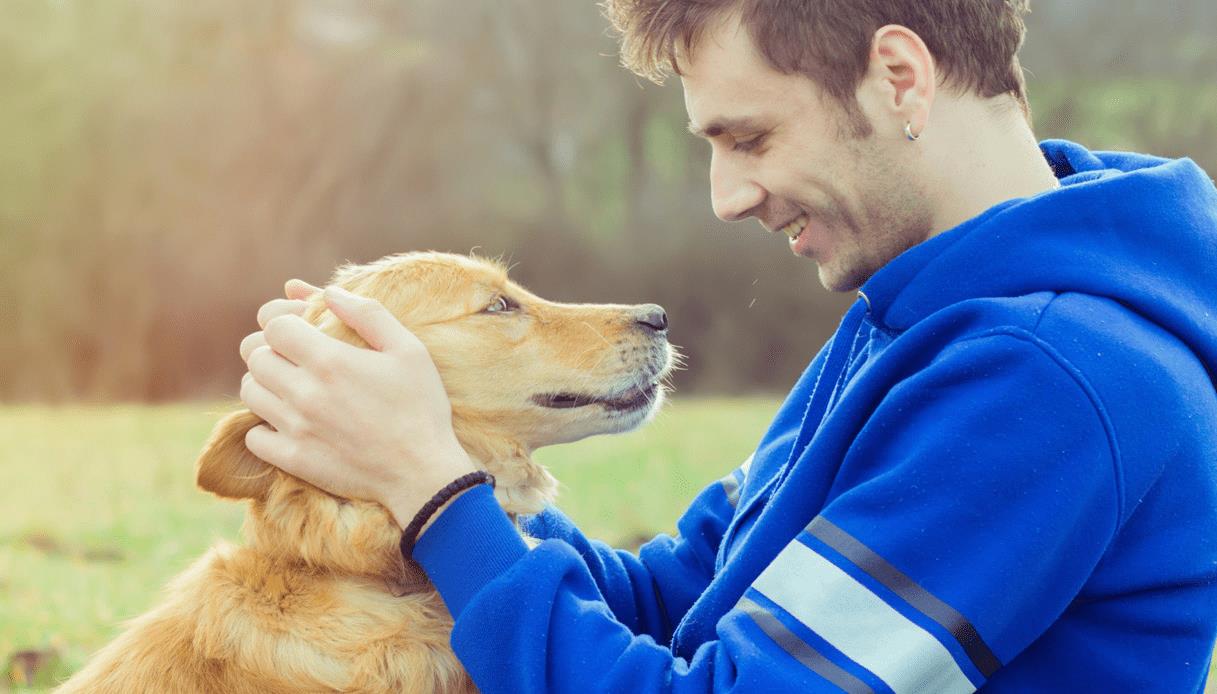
[860,139,1217,384]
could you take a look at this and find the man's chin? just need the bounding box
[796,245,852,292]
[816,262,865,294]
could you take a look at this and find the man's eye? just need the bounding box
[733,135,765,153]
[484,296,518,313]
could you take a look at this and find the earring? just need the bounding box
[904,122,921,142]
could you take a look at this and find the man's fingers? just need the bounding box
[263,314,335,367]
[323,286,412,353]
[240,331,267,364]
[245,423,295,472]
[285,279,322,301]
[257,299,310,330]
[239,372,293,434]
[245,424,321,485]
[246,345,307,404]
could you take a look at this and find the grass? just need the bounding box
[3,399,1214,691]
[0,397,779,690]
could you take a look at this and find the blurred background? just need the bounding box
[2,1,1217,689]
[3,0,1215,403]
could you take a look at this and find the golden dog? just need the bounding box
[57,251,674,693]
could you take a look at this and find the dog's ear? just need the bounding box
[196,409,276,501]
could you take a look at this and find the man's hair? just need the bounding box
[602,0,1032,129]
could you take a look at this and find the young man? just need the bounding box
[239,1,1217,690]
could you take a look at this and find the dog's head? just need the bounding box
[195,252,674,584]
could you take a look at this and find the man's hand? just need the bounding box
[239,280,477,529]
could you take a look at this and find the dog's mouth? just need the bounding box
[532,382,660,412]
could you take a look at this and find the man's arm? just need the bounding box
[518,458,746,643]
[412,332,1121,692]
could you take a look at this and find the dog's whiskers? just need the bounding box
[580,321,614,348]
[571,341,614,371]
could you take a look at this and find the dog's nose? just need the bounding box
[635,304,668,333]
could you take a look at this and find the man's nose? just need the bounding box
[710,153,764,222]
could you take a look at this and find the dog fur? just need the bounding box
[56,251,673,693]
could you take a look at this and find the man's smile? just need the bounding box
[774,213,809,241]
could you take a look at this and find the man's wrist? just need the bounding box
[390,484,474,532]
[396,472,495,561]
[386,446,479,529]
[386,487,418,530]
[416,486,482,537]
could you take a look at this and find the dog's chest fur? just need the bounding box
[58,542,474,694]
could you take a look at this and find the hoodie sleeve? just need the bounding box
[414,484,866,693]
[514,460,745,643]
[413,330,1118,692]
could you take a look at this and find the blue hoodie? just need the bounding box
[415,140,1217,692]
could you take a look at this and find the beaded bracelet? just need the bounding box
[399,470,495,560]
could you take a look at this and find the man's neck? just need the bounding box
[923,97,1061,239]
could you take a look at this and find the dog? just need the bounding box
[56,251,675,693]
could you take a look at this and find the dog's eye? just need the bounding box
[484,295,518,314]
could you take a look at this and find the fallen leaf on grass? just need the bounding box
[19,531,66,556]
[17,531,125,563]
[6,647,61,688]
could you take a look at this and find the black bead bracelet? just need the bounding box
[399,470,495,561]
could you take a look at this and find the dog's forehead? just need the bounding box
[358,252,506,287]
[414,257,510,297]
[330,252,521,321]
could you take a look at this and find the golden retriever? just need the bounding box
[57,251,674,693]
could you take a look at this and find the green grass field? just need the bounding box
[3,399,1215,691]
[0,397,779,690]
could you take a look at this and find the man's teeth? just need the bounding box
[778,214,809,241]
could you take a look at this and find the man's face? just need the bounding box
[681,16,934,292]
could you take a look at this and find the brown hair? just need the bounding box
[602,0,1031,127]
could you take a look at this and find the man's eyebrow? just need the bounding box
[687,117,764,139]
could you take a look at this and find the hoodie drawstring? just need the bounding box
[781,294,872,470]
[714,295,873,567]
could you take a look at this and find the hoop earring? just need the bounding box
[905,122,921,142]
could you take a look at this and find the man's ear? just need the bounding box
[860,24,936,133]
[196,409,276,501]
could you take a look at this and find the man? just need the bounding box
[238,1,1217,690]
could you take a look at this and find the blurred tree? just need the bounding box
[1,0,1213,402]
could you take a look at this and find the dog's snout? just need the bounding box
[634,304,668,333]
